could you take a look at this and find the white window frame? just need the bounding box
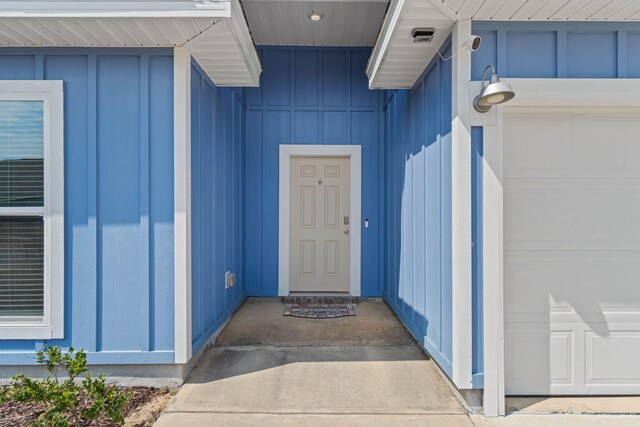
[0,81,64,339]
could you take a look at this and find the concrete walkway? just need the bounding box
[155,299,640,426]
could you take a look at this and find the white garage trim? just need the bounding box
[278,145,362,297]
[469,78,640,417]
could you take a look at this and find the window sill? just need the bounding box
[0,323,62,340]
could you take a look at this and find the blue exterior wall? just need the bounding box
[472,21,640,79]
[381,39,453,375]
[0,48,175,364]
[190,61,247,356]
[470,21,640,385]
[244,46,384,297]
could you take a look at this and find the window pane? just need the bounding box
[0,217,44,317]
[0,101,44,208]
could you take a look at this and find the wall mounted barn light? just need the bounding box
[308,11,323,21]
[473,65,515,113]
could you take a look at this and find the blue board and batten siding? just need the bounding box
[382,39,453,376]
[190,60,247,355]
[472,21,640,80]
[470,21,640,385]
[244,47,384,297]
[0,49,175,364]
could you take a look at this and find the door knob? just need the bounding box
[344,228,350,235]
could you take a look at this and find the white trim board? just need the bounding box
[450,19,473,392]
[469,78,640,417]
[278,145,362,297]
[173,47,192,364]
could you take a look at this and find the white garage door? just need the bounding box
[504,108,640,395]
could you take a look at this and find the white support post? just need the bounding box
[451,19,473,391]
[174,47,192,364]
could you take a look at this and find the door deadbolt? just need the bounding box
[344,216,349,225]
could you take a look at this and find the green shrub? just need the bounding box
[0,345,130,426]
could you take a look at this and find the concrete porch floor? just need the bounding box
[215,297,417,347]
[155,299,640,426]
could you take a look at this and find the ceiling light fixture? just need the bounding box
[308,11,323,22]
[473,65,515,113]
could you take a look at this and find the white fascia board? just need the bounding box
[365,0,406,89]
[224,0,261,87]
[0,1,231,18]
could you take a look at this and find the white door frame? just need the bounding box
[470,78,640,417]
[278,145,362,297]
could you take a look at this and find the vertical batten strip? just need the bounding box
[618,30,628,78]
[35,54,44,79]
[88,54,99,353]
[557,30,568,78]
[451,19,474,392]
[496,30,507,76]
[174,47,192,364]
[139,54,151,352]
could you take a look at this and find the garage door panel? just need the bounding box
[505,324,576,395]
[505,251,573,321]
[505,250,640,323]
[504,114,574,179]
[507,322,640,395]
[504,109,640,395]
[505,179,640,251]
[579,115,640,178]
[505,113,640,180]
[504,180,577,250]
[586,328,640,386]
[582,180,640,248]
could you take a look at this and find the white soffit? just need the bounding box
[0,0,261,86]
[187,0,261,86]
[367,0,454,89]
[435,0,640,21]
[241,0,389,46]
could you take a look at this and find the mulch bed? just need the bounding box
[0,386,170,427]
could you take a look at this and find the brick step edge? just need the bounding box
[283,296,359,305]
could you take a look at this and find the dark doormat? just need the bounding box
[283,304,356,318]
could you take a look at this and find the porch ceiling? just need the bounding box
[241,0,389,46]
[0,0,261,86]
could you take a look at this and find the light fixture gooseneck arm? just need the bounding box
[480,64,496,87]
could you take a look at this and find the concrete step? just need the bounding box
[155,412,473,427]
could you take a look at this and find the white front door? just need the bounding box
[504,108,640,395]
[290,156,350,293]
